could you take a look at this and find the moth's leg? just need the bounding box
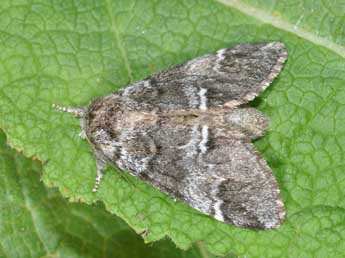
[92,152,107,192]
[79,130,87,139]
[52,104,86,118]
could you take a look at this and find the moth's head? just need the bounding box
[84,95,124,145]
[53,95,123,147]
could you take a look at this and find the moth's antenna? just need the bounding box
[52,104,86,118]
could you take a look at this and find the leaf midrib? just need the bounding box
[217,0,345,58]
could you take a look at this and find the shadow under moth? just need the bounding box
[54,42,287,230]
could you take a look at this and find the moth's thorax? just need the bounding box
[85,95,123,142]
[85,94,269,147]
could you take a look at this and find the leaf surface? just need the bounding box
[0,0,344,257]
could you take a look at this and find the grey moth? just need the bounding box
[54,42,287,230]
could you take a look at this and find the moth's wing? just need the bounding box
[203,137,285,229]
[118,42,287,111]
[115,123,285,230]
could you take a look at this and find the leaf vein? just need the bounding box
[105,0,134,82]
[217,0,345,58]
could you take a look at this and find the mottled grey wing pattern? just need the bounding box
[115,122,284,229]
[55,42,287,230]
[118,42,287,111]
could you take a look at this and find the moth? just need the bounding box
[53,42,287,230]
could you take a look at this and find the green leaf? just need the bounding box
[0,129,209,258]
[0,0,345,257]
[231,0,345,46]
